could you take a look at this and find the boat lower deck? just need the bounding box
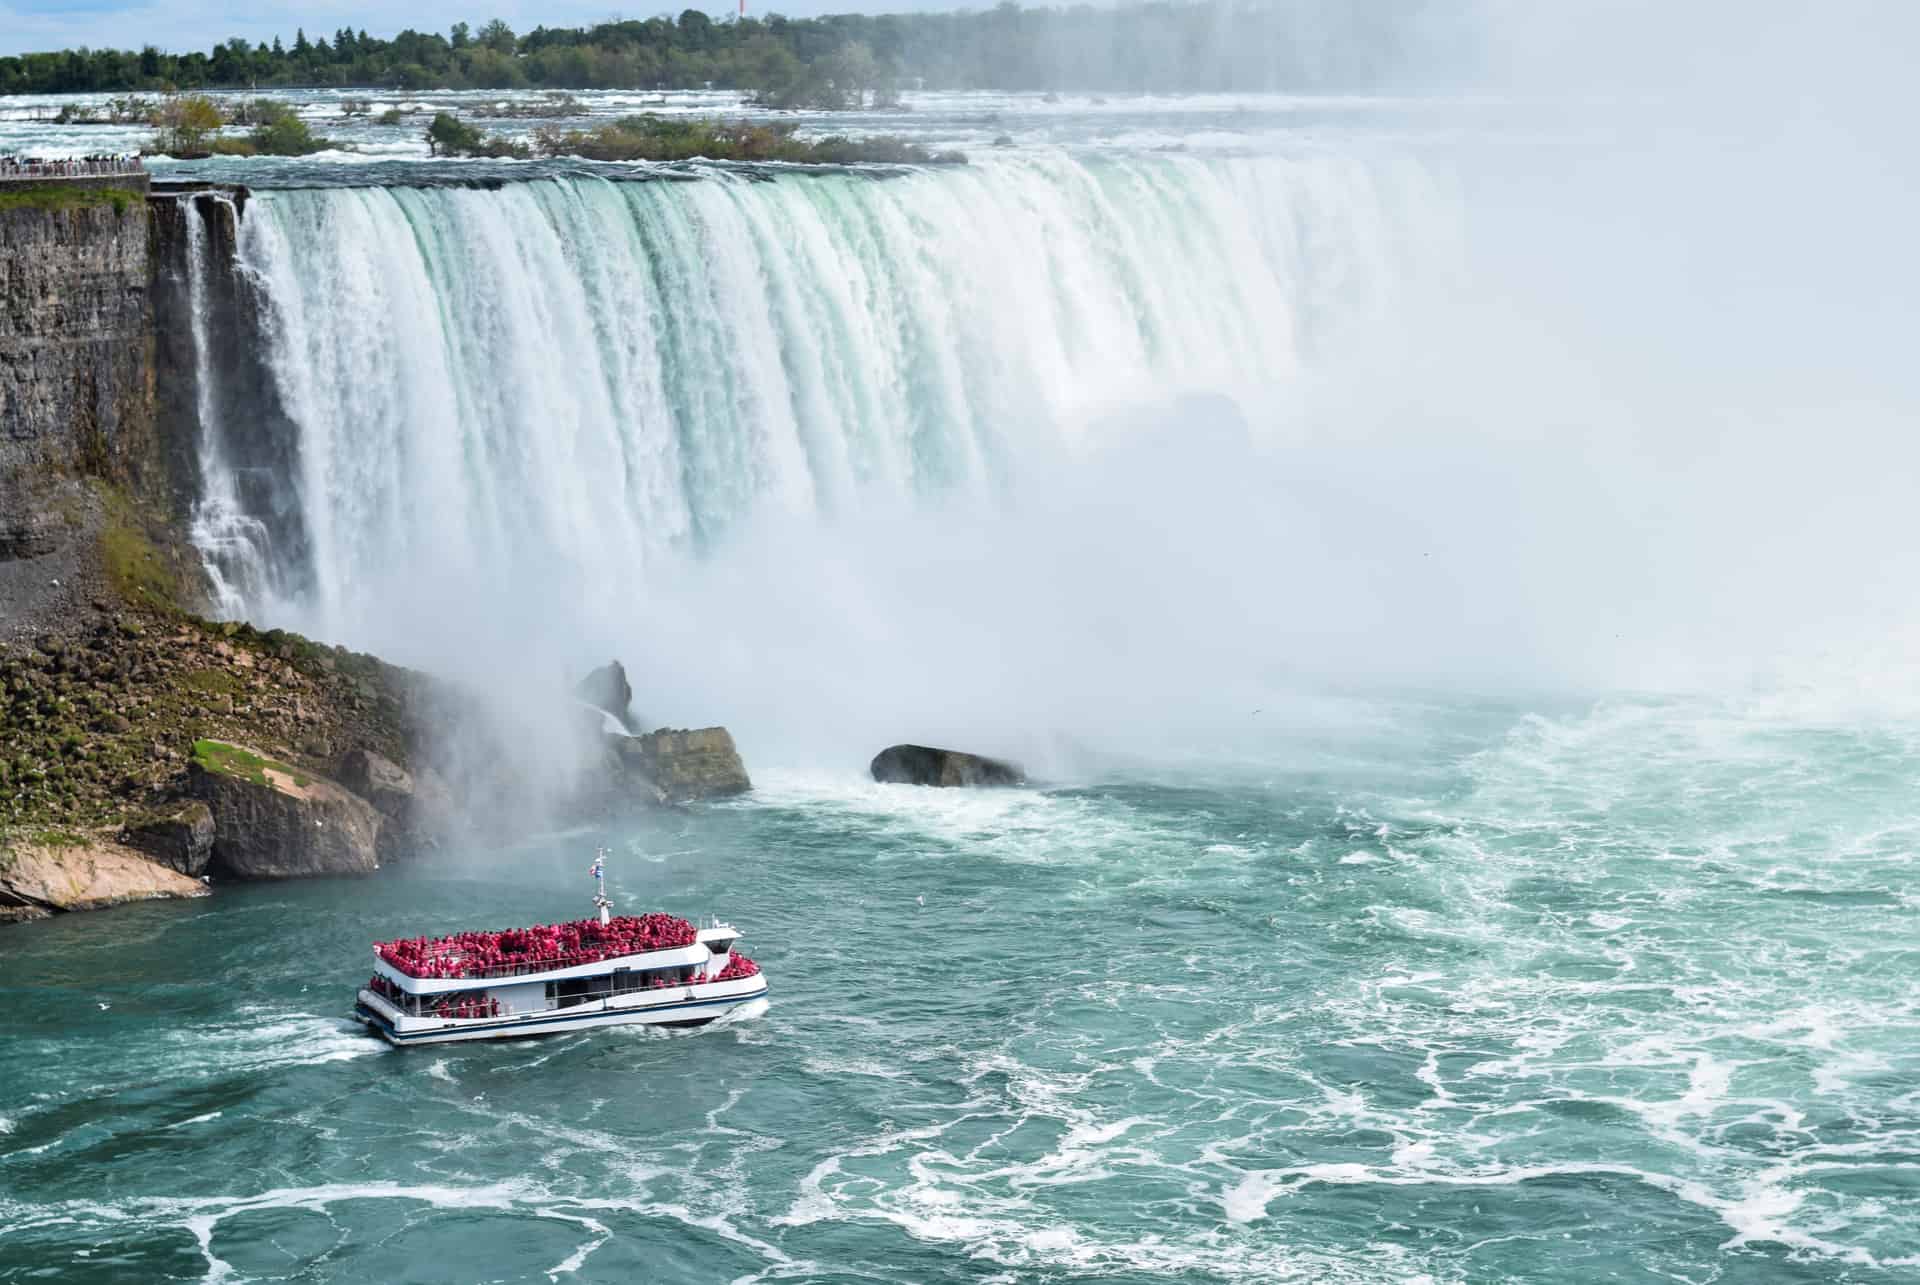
[356,979,769,1046]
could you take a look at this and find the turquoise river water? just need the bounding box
[4,691,1918,1282]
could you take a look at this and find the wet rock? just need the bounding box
[613,727,750,803]
[869,744,1026,788]
[0,834,207,922]
[335,747,453,861]
[188,741,380,879]
[575,659,635,732]
[122,799,216,875]
[334,747,413,818]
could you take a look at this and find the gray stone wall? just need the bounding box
[0,184,157,570]
[0,186,154,484]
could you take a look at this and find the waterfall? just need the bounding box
[181,193,279,618]
[216,149,1453,663]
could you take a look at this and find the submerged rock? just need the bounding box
[870,744,1025,788]
[575,660,636,732]
[0,834,207,922]
[188,739,381,879]
[122,799,216,876]
[613,727,751,803]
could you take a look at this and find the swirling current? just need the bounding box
[4,693,1917,1281]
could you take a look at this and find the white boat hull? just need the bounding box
[355,979,769,1046]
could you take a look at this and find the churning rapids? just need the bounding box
[4,88,1919,1283]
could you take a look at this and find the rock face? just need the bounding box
[122,800,216,875]
[334,746,453,861]
[0,834,206,922]
[0,183,155,499]
[870,744,1026,788]
[335,747,413,817]
[188,741,381,879]
[617,727,751,803]
[575,660,635,731]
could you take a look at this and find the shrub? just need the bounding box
[531,115,964,166]
[425,112,527,158]
[425,111,483,156]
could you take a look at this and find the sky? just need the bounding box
[1,0,1009,59]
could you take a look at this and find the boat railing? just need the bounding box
[376,946,684,982]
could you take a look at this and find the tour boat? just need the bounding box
[353,852,768,1046]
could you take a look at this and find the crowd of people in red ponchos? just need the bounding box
[376,913,700,979]
[714,955,760,982]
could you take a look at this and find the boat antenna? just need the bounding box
[590,847,611,926]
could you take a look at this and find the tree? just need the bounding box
[252,111,319,155]
[825,41,878,109]
[151,93,224,154]
[678,9,714,47]
[479,19,516,55]
[425,111,482,156]
[450,22,471,50]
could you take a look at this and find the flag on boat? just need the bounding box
[589,857,604,879]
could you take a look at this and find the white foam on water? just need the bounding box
[535,1209,611,1281]
[167,1112,222,1130]
[802,1056,911,1081]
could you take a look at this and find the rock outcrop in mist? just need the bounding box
[870,744,1025,788]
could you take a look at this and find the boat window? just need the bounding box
[708,938,732,956]
[554,977,611,1008]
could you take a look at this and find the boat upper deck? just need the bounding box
[375,912,710,982]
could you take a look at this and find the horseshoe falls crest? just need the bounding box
[7,86,1920,1285]
[213,151,1434,664]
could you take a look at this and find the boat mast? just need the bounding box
[591,847,611,926]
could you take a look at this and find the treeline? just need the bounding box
[0,2,1423,99]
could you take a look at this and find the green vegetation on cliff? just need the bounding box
[98,481,194,612]
[0,185,138,216]
[191,739,309,788]
[0,614,417,833]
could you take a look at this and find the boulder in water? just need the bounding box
[188,739,381,879]
[575,660,635,732]
[615,727,751,803]
[870,744,1025,788]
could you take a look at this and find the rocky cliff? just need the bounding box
[0,183,752,924]
[0,181,183,641]
[0,182,154,492]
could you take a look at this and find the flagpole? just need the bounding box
[593,847,611,926]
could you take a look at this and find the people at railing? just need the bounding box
[376,912,701,979]
[714,954,760,983]
[0,154,146,180]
